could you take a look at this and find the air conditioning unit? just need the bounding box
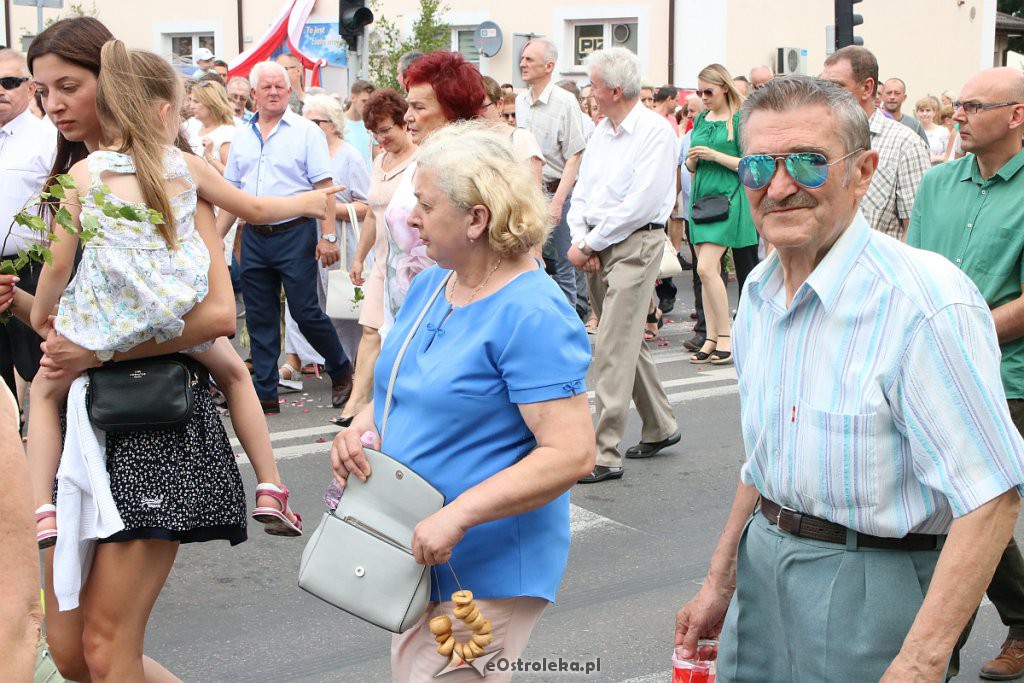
[776,47,808,75]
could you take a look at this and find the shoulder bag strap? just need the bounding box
[379,272,451,440]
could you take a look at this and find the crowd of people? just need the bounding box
[0,12,1023,682]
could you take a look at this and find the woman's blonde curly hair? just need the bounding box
[415,121,550,257]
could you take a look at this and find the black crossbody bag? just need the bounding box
[86,354,206,432]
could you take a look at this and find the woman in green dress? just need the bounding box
[685,64,758,365]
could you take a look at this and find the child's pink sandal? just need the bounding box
[36,504,58,549]
[251,483,303,536]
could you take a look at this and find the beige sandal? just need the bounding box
[278,362,303,392]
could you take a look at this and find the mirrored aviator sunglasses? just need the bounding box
[738,149,863,190]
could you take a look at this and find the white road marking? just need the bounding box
[229,424,335,448]
[569,503,635,535]
[586,367,736,399]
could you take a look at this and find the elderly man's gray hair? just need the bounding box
[584,47,642,101]
[740,75,870,158]
[249,61,290,91]
[398,50,423,75]
[527,37,558,65]
[0,48,30,78]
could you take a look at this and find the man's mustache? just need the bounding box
[761,192,817,213]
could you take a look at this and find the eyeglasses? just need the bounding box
[370,124,395,139]
[737,149,864,190]
[697,88,716,98]
[0,77,29,90]
[502,112,516,121]
[228,94,249,103]
[952,100,1020,115]
[309,118,331,126]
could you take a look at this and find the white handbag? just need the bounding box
[298,275,450,633]
[326,203,364,321]
[659,235,684,279]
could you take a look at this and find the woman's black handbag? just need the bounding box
[86,355,203,432]
[691,194,731,224]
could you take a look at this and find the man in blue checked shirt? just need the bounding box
[217,61,353,414]
[674,75,1024,683]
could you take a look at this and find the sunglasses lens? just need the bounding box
[739,156,776,190]
[0,77,24,90]
[785,153,828,188]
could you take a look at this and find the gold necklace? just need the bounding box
[449,258,502,307]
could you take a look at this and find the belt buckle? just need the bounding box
[776,505,797,531]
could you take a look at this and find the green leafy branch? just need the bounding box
[1,174,164,323]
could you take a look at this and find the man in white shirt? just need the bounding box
[0,48,56,399]
[568,47,680,483]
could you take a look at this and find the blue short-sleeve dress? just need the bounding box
[373,264,591,603]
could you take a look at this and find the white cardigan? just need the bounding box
[54,377,124,611]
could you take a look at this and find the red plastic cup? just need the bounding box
[672,640,718,683]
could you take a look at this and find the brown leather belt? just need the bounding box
[245,216,310,235]
[760,497,944,551]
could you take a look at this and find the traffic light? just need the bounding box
[340,0,374,52]
[834,0,864,49]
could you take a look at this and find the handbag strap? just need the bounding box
[339,202,361,265]
[379,272,451,440]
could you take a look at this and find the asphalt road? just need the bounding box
[136,279,1019,682]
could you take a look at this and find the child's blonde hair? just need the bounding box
[96,40,182,247]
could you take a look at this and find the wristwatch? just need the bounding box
[95,349,114,363]
[577,239,592,255]
[321,233,338,244]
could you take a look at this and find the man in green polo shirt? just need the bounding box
[907,66,1024,681]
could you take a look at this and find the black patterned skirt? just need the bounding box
[59,381,248,545]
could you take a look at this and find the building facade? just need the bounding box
[1,0,1002,108]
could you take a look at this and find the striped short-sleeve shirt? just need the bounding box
[735,212,1024,537]
[515,82,586,184]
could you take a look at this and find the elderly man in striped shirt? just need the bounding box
[674,75,1024,682]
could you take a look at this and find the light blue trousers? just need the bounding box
[718,512,943,682]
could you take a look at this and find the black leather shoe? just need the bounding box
[328,415,353,428]
[625,431,681,459]
[682,335,706,351]
[659,298,675,315]
[578,465,624,484]
[259,397,280,415]
[331,371,354,408]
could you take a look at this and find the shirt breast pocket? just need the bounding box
[793,400,878,511]
[974,227,1019,277]
[607,164,635,200]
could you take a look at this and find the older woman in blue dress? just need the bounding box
[331,121,595,682]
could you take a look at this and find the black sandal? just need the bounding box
[710,334,733,365]
[644,309,664,341]
[690,338,718,363]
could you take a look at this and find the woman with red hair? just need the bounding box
[378,51,485,337]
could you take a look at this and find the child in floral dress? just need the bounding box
[27,41,303,548]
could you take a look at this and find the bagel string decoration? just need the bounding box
[429,590,494,664]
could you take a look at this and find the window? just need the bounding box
[571,21,637,67]
[168,33,216,61]
[453,29,480,67]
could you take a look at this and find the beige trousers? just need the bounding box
[588,228,678,467]
[391,596,547,682]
